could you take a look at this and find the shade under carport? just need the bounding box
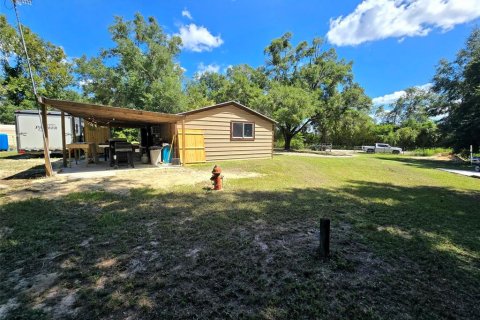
[36,96,187,168]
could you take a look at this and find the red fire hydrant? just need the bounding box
[210,165,223,190]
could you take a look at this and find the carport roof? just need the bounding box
[37,96,184,127]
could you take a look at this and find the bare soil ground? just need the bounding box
[0,159,260,201]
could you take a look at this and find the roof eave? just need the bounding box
[179,100,277,124]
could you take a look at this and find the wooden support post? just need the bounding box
[61,111,67,167]
[181,119,186,166]
[319,218,330,258]
[72,117,77,143]
[72,117,79,162]
[40,104,53,177]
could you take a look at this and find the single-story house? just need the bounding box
[179,101,275,162]
[37,97,275,165]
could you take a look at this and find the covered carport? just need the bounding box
[37,96,187,170]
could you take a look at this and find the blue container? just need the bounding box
[162,145,172,163]
[0,133,8,151]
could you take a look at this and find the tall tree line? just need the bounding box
[430,28,480,152]
[189,33,372,149]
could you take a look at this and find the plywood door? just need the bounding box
[177,129,206,163]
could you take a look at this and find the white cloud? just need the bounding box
[372,83,432,105]
[177,24,224,52]
[78,79,93,87]
[417,83,433,91]
[195,63,220,77]
[182,9,193,20]
[372,90,406,105]
[174,63,187,73]
[327,0,480,46]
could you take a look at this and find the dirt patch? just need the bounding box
[53,291,78,318]
[2,269,81,319]
[0,298,19,319]
[1,166,262,201]
[95,258,117,269]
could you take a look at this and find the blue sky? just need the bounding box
[1,0,479,104]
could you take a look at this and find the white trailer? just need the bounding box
[15,110,82,153]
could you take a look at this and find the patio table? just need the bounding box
[67,142,98,167]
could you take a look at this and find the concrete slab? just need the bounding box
[438,168,480,178]
[57,159,181,179]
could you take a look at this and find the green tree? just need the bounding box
[396,126,419,149]
[431,27,480,151]
[263,33,371,149]
[76,13,185,113]
[374,124,396,145]
[416,120,439,148]
[184,80,215,111]
[192,65,269,112]
[374,86,440,149]
[386,87,432,125]
[0,14,73,123]
[331,110,376,147]
[266,84,315,150]
[185,32,371,150]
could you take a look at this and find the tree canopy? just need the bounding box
[189,33,371,150]
[0,14,73,123]
[75,13,186,113]
[431,27,480,152]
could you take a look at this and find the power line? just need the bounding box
[12,0,37,95]
[12,0,53,176]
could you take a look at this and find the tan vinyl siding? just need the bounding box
[179,104,274,161]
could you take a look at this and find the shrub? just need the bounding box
[274,134,305,150]
[290,134,305,150]
[411,148,452,156]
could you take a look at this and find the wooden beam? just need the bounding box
[181,119,186,166]
[40,104,53,177]
[40,97,183,123]
[61,111,67,167]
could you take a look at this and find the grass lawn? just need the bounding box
[0,154,479,319]
[0,151,18,159]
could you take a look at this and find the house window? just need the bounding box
[231,122,255,140]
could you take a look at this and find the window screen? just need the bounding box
[244,123,253,137]
[231,122,255,139]
[232,122,244,138]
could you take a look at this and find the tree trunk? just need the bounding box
[284,134,292,150]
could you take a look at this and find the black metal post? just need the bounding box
[319,218,330,258]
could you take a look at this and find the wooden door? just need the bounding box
[177,129,206,164]
[84,121,110,153]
